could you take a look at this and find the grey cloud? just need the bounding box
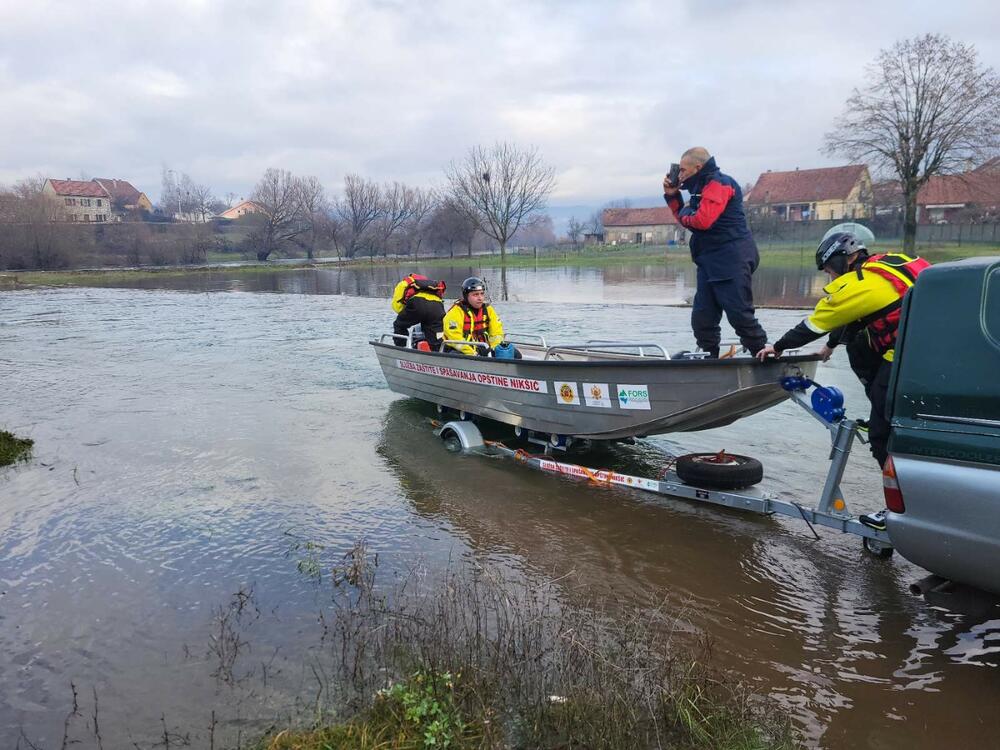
[1,0,998,207]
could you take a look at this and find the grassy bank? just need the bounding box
[248,543,793,750]
[0,429,33,467]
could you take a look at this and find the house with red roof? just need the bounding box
[42,177,153,222]
[93,178,153,218]
[217,199,265,220]
[916,159,1000,223]
[745,165,872,221]
[42,179,113,223]
[601,206,686,245]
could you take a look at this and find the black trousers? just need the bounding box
[691,264,767,356]
[864,359,892,469]
[393,297,444,348]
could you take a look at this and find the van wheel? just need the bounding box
[675,452,763,490]
[863,536,894,559]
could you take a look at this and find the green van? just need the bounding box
[884,257,1000,594]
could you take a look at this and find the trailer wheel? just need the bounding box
[863,536,894,559]
[675,451,763,489]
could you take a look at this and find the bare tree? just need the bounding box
[406,187,438,259]
[293,175,327,260]
[249,168,305,261]
[373,181,417,258]
[825,34,1000,250]
[566,216,585,247]
[426,197,477,258]
[0,176,71,269]
[336,174,383,258]
[445,142,556,263]
[189,181,215,222]
[586,209,604,236]
[511,214,556,248]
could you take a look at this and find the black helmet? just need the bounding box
[815,232,865,273]
[461,276,486,300]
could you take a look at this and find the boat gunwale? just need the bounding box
[370,340,822,369]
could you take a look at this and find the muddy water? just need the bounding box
[1,281,998,748]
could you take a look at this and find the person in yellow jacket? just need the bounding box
[391,274,446,348]
[756,231,929,530]
[442,277,508,356]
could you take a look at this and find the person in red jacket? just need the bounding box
[663,147,767,357]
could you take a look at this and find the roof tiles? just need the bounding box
[47,179,109,198]
[746,165,867,204]
[602,206,678,227]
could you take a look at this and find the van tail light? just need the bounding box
[882,456,905,513]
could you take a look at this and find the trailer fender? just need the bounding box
[438,420,485,453]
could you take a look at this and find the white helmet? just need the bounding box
[821,222,875,249]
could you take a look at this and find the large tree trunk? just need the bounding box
[903,183,919,253]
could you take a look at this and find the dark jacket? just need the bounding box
[665,157,758,281]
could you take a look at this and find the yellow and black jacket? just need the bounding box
[774,253,930,363]
[391,275,445,313]
[443,301,505,355]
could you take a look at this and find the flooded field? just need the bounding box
[55,257,830,307]
[2,270,998,748]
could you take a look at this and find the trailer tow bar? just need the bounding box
[438,377,894,557]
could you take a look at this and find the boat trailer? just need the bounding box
[437,376,895,558]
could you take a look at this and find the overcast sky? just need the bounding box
[2,0,998,209]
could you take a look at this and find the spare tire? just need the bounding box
[675,451,763,490]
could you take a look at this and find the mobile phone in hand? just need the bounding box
[668,162,681,187]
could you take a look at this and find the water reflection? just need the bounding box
[74,259,829,307]
[376,398,1000,747]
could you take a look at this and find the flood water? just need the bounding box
[68,257,829,308]
[2,265,998,749]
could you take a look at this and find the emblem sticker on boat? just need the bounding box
[616,384,651,410]
[396,359,547,393]
[583,382,612,408]
[554,381,580,405]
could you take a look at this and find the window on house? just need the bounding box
[97,199,102,207]
[83,214,90,222]
[64,198,72,205]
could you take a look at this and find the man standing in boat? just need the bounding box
[443,277,512,356]
[390,273,447,349]
[663,147,767,357]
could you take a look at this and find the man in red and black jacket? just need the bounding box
[663,148,767,357]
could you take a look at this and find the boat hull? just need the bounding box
[372,341,820,440]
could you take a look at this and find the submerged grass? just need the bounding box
[0,429,33,467]
[252,542,795,750]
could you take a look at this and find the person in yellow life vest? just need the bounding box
[391,273,446,348]
[442,277,509,356]
[756,231,929,529]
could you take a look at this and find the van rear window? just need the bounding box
[985,264,1000,351]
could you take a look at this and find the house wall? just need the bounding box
[43,182,111,223]
[750,170,873,221]
[603,223,685,244]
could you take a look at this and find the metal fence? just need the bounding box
[747,216,1000,248]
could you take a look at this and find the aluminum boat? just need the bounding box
[371,333,821,441]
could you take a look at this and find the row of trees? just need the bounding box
[160,167,229,222]
[244,142,558,263]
